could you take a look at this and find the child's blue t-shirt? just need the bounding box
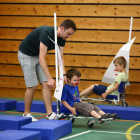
[61,84,81,108]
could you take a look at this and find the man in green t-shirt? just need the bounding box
[18,19,77,121]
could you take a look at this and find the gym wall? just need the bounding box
[0,0,140,105]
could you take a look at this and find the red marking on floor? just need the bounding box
[115,119,140,123]
[0,111,23,114]
[36,115,46,119]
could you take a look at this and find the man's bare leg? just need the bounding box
[42,81,53,116]
[24,86,37,115]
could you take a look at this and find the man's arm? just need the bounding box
[101,82,119,100]
[39,42,55,88]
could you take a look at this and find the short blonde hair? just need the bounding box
[113,56,127,68]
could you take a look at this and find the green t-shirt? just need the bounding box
[106,72,128,96]
[19,26,66,56]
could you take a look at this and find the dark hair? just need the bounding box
[66,68,81,80]
[113,56,127,68]
[60,19,77,31]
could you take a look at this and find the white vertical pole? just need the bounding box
[54,13,58,89]
[54,13,60,115]
[129,17,133,42]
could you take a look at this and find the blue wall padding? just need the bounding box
[0,115,32,130]
[97,105,140,121]
[16,101,63,113]
[0,99,17,111]
[21,119,72,140]
[61,105,140,121]
[16,101,140,121]
[0,130,41,140]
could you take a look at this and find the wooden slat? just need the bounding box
[0,88,49,100]
[0,77,41,89]
[0,77,140,96]
[0,65,55,77]
[1,0,140,4]
[0,4,140,17]
[0,65,140,82]
[50,55,140,69]
[0,40,140,57]
[0,40,20,52]
[1,16,140,30]
[0,28,139,43]
[0,28,33,40]
[70,30,139,43]
[0,53,140,69]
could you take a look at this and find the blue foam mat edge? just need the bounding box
[16,101,140,121]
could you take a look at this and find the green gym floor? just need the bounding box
[0,97,140,140]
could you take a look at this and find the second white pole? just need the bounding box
[54,13,58,89]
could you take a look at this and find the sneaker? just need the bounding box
[23,113,38,122]
[105,113,110,117]
[108,113,117,118]
[99,113,110,124]
[46,112,58,120]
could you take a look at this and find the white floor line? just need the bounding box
[59,130,140,140]
[58,130,93,140]
[91,130,140,135]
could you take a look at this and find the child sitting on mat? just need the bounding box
[61,68,116,123]
[80,56,128,100]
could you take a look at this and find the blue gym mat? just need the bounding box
[0,114,32,130]
[16,101,140,121]
[97,105,140,121]
[21,119,72,140]
[16,101,60,113]
[0,130,41,140]
[0,99,16,111]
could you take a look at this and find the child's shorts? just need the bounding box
[93,85,107,95]
[72,102,101,117]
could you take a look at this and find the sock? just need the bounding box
[98,117,101,121]
[48,113,52,117]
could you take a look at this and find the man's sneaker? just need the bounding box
[46,112,58,120]
[23,113,38,122]
[99,113,110,124]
